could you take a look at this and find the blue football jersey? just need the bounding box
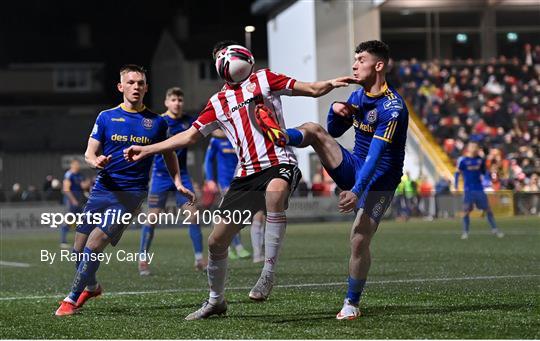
[63,170,85,201]
[457,156,486,191]
[90,104,168,191]
[204,137,238,188]
[329,83,408,176]
[151,112,195,175]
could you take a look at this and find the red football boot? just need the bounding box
[55,299,80,316]
[255,104,289,147]
[76,284,103,307]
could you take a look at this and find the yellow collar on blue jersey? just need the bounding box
[119,103,146,113]
[365,82,389,98]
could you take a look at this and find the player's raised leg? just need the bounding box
[256,105,343,170]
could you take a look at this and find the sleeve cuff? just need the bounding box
[373,135,392,143]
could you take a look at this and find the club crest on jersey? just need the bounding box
[246,82,257,93]
[367,109,378,123]
[142,118,153,130]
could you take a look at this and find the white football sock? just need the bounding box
[262,211,287,274]
[250,219,264,259]
[207,251,228,305]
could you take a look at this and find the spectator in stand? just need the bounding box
[294,179,309,198]
[434,176,452,218]
[10,183,24,202]
[311,173,330,197]
[22,185,41,201]
[418,176,434,220]
[48,178,63,203]
[389,48,540,192]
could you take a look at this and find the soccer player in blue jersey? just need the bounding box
[204,131,265,262]
[55,65,194,316]
[455,141,504,239]
[60,159,86,248]
[258,40,407,320]
[138,87,206,275]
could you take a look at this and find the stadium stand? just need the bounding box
[389,44,540,193]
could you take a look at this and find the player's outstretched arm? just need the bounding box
[85,137,112,169]
[124,126,202,162]
[292,76,360,98]
[162,150,196,205]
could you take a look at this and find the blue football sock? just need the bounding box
[189,224,203,255]
[285,128,304,146]
[463,215,470,233]
[68,247,101,302]
[486,212,497,230]
[60,225,69,243]
[231,234,241,247]
[139,225,154,254]
[71,248,82,270]
[346,276,366,305]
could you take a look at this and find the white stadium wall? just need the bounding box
[267,0,318,182]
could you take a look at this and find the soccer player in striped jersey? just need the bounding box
[55,65,194,316]
[455,141,504,239]
[138,87,207,276]
[124,41,359,320]
[204,129,265,262]
[257,40,408,320]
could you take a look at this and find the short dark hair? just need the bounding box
[212,40,240,60]
[166,86,184,98]
[355,40,390,64]
[119,64,147,76]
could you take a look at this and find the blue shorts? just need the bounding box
[148,171,194,209]
[463,190,489,210]
[326,145,401,223]
[76,189,146,246]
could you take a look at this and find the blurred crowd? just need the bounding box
[389,43,540,193]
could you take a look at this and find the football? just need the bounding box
[215,44,255,84]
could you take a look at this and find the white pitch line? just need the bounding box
[0,261,31,268]
[0,274,538,302]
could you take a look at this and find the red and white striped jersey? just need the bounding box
[193,68,298,178]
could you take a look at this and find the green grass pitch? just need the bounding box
[1,216,539,339]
